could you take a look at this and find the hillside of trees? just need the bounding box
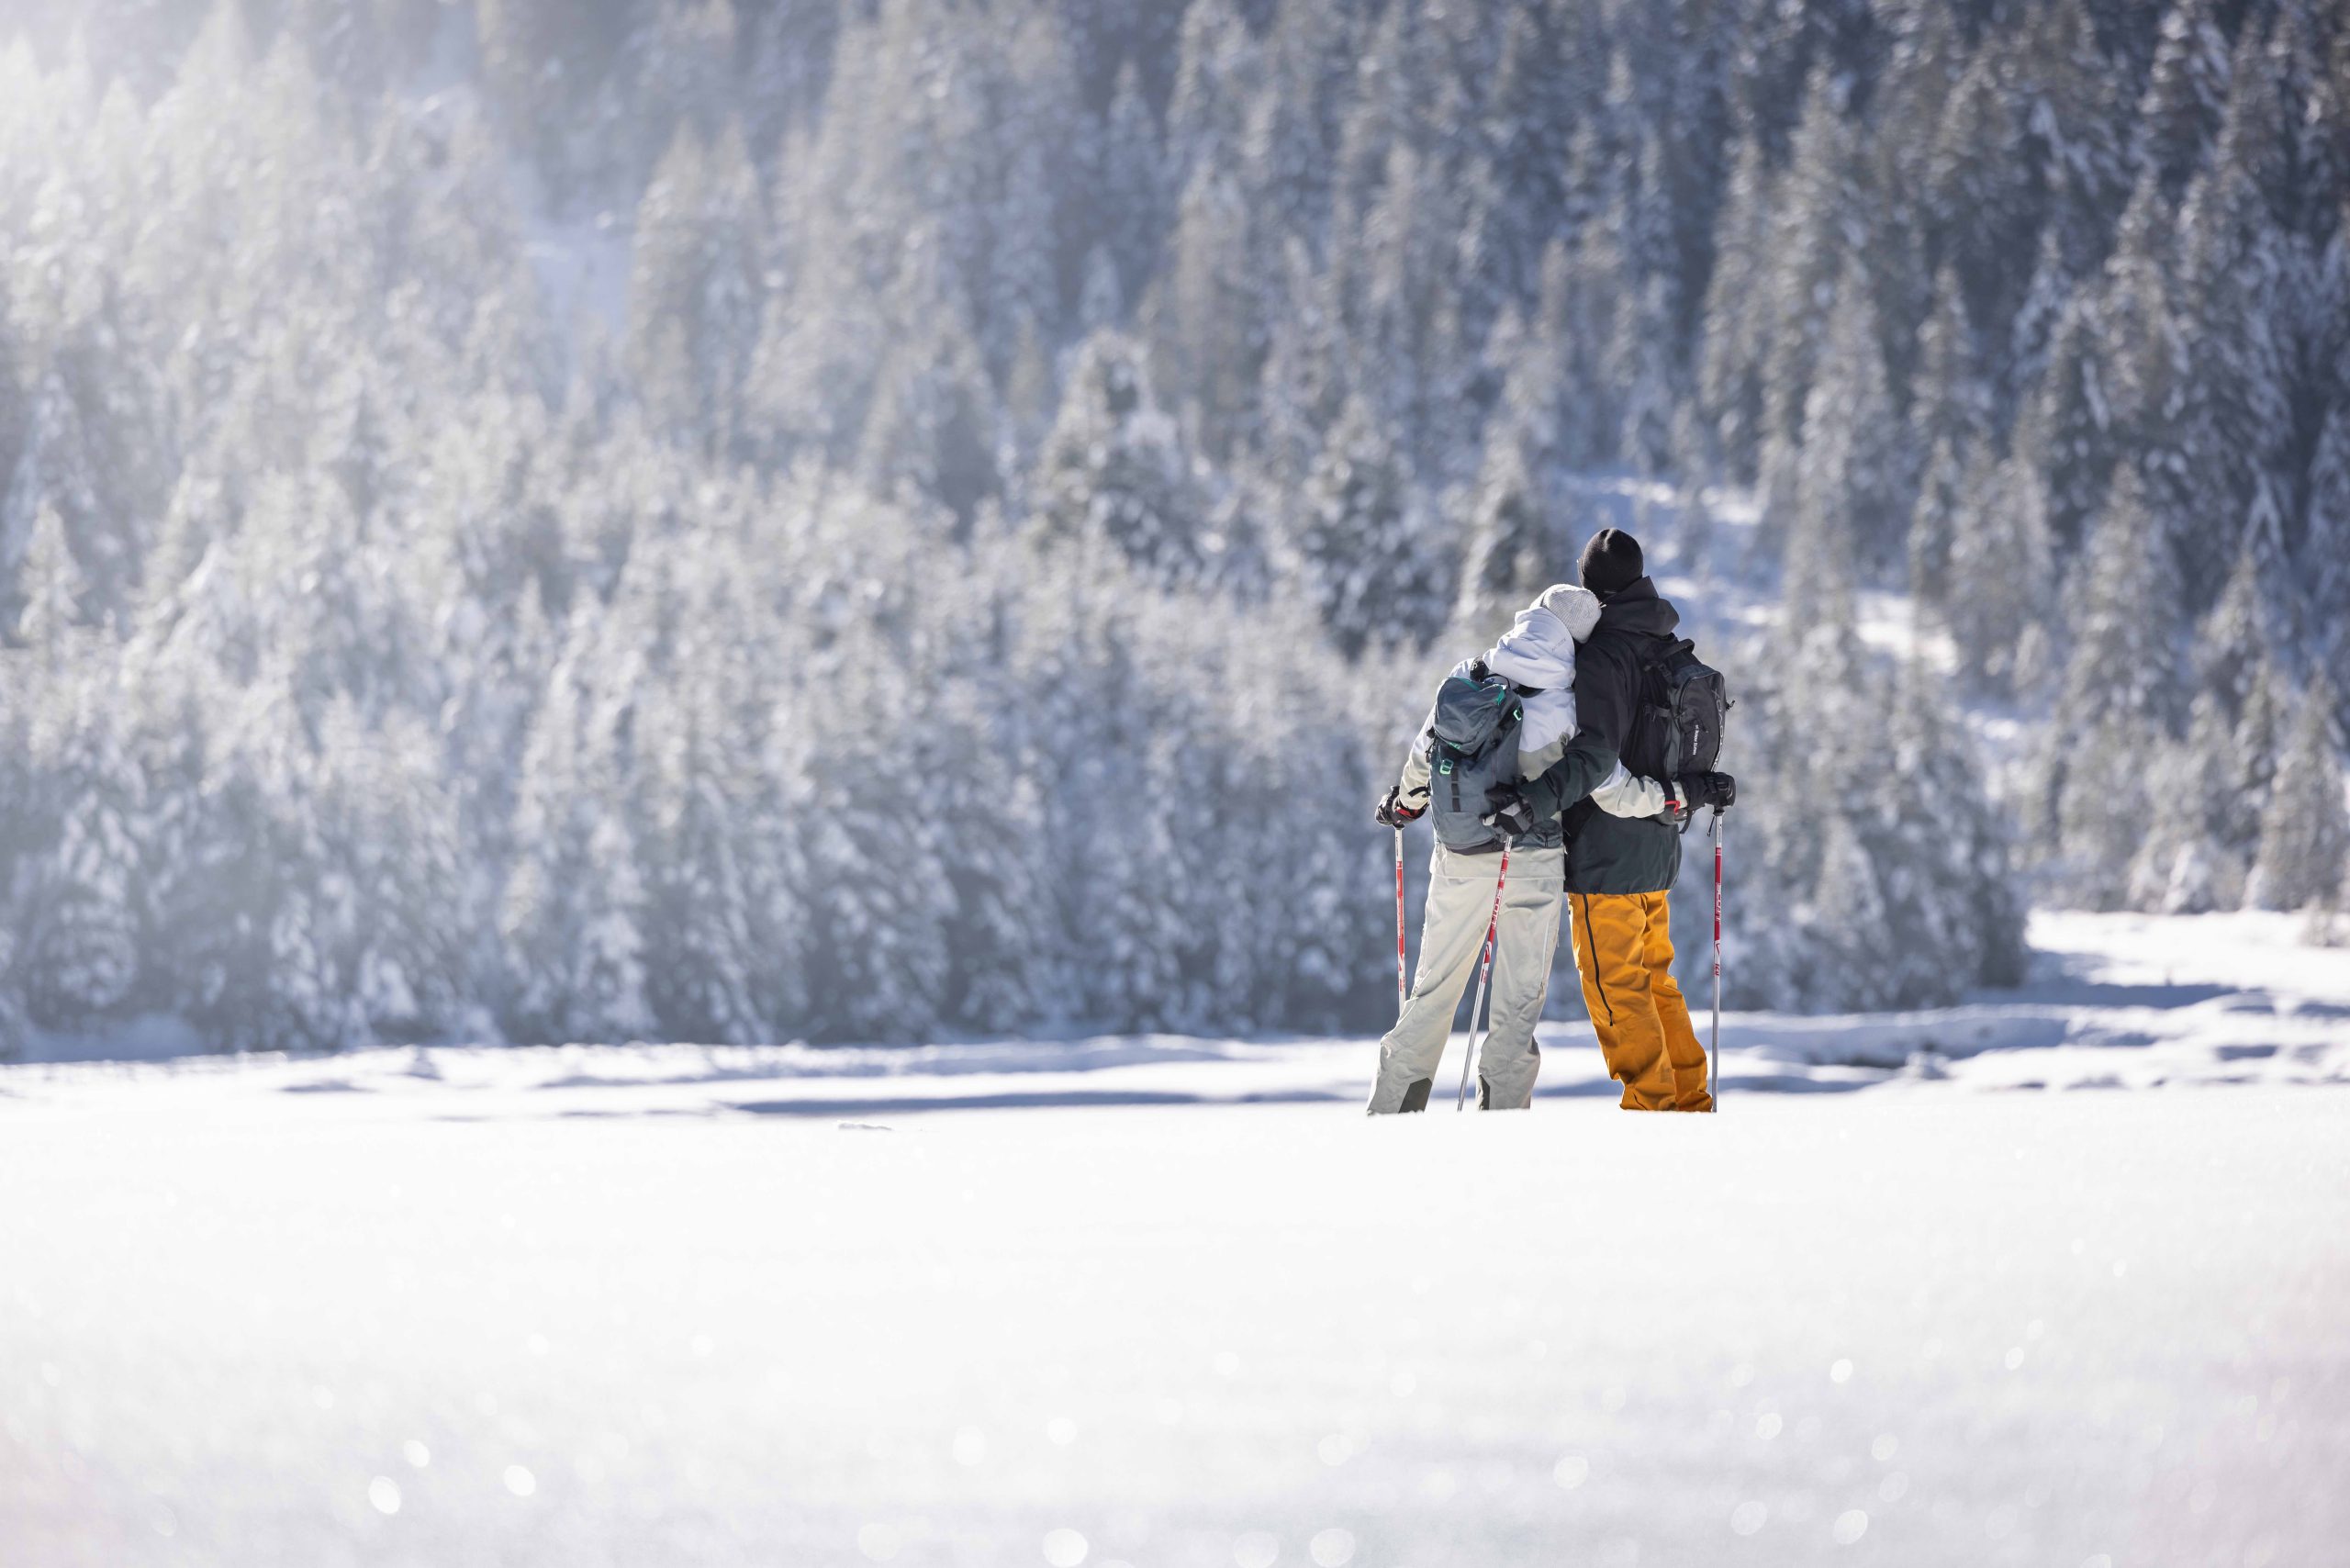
[0,0,2344,1051]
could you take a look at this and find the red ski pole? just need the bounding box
[1456,844,1510,1111]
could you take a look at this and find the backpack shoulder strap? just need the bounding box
[1640,636,1695,673]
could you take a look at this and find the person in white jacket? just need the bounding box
[1368,584,1670,1112]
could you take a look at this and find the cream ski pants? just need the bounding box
[1366,841,1565,1112]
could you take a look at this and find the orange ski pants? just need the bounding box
[1569,890,1713,1112]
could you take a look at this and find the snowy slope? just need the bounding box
[3,1070,2344,1568]
[6,915,2348,1565]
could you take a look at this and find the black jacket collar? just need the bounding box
[1595,577,1679,639]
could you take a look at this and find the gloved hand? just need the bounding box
[1677,771,1737,811]
[1482,786,1539,841]
[1375,786,1426,829]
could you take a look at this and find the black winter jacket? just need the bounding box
[1523,577,1684,895]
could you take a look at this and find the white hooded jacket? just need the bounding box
[1399,584,1667,823]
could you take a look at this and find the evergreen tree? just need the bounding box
[742,0,839,156]
[1696,137,1774,482]
[641,680,767,1045]
[1033,331,1203,583]
[1146,163,1263,460]
[855,312,1001,532]
[1791,267,1908,579]
[2134,0,2232,205]
[1907,431,1965,611]
[1752,84,1858,554]
[634,0,744,181]
[2309,400,2350,703]
[2130,694,2241,913]
[2054,464,2185,734]
[2016,291,2119,556]
[2042,465,2184,899]
[2168,156,2294,599]
[1923,40,2038,347]
[2190,547,2269,724]
[1294,396,1439,659]
[2247,672,2349,913]
[7,505,143,1029]
[1450,416,1551,639]
[2221,655,2287,882]
[1098,62,1166,303]
[627,119,766,452]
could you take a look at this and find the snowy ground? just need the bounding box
[4,915,2347,1568]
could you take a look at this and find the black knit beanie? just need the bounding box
[1577,528,1644,599]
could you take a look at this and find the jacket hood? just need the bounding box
[1595,576,1679,640]
[1486,585,1599,689]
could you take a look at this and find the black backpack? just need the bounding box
[1624,637,1729,781]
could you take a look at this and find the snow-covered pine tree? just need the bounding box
[1098,62,1167,307]
[1907,432,1965,611]
[1032,330,1204,584]
[304,701,470,1046]
[2130,693,2242,913]
[2042,464,2188,904]
[8,507,143,1030]
[2016,290,2119,558]
[1718,561,2024,1010]
[2134,0,2232,206]
[986,9,1083,364]
[1923,38,2040,362]
[1945,446,2058,705]
[855,308,1001,533]
[2246,671,2349,913]
[742,0,839,157]
[1449,415,1551,641]
[1696,136,1774,483]
[498,604,660,1045]
[627,119,766,452]
[926,623,1057,1036]
[2219,655,2288,887]
[1295,396,1439,659]
[2310,398,2350,708]
[1147,162,1261,462]
[634,561,769,1046]
[2191,547,2270,726]
[2168,151,2294,602]
[633,0,743,185]
[2011,0,2134,281]
[1748,84,1852,564]
[1791,265,1908,580]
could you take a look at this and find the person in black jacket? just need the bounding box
[1500,530,1735,1111]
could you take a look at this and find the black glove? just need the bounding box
[1677,771,1737,811]
[1482,786,1539,841]
[1375,787,1426,830]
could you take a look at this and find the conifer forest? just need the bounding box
[1,0,2346,1053]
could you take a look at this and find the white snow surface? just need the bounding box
[4,913,2347,1566]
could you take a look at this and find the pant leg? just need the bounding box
[1473,845,1565,1110]
[1639,891,1714,1112]
[1367,845,1509,1114]
[1570,891,1679,1111]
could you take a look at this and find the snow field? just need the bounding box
[4,1078,2345,1568]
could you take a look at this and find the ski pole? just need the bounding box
[1710,806,1725,1113]
[1394,824,1408,1022]
[1457,842,1510,1111]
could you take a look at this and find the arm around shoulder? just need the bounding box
[1590,761,1672,818]
[1521,728,1620,819]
